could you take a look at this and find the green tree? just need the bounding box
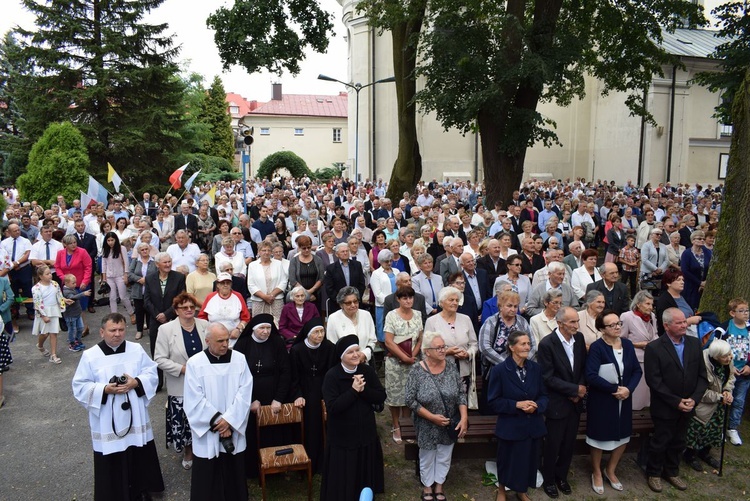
[0,32,32,184]
[199,76,235,161]
[257,151,312,179]
[694,2,750,124]
[699,69,750,318]
[15,0,188,189]
[17,122,89,207]
[207,0,334,76]
[415,0,706,206]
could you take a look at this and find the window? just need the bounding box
[260,127,270,135]
[332,128,342,143]
[229,105,240,115]
[294,128,304,136]
[720,124,733,137]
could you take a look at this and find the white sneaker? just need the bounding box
[727,429,743,446]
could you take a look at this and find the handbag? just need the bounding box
[396,338,413,359]
[425,363,460,442]
[468,352,479,410]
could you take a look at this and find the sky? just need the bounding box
[0,0,350,102]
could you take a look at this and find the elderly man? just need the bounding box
[229,227,254,265]
[439,236,464,286]
[167,230,201,273]
[644,308,708,493]
[537,307,587,499]
[531,249,572,287]
[525,262,578,317]
[476,239,506,286]
[460,251,490,333]
[174,201,198,240]
[324,243,366,314]
[1,222,34,319]
[586,263,629,315]
[563,240,584,271]
[184,323,253,501]
[72,313,164,500]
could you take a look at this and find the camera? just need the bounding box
[220,435,235,454]
[109,375,128,385]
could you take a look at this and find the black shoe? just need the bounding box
[543,484,559,499]
[88,306,96,313]
[699,454,721,469]
[685,456,702,472]
[556,480,572,495]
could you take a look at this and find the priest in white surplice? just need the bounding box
[72,313,164,501]
[184,322,254,501]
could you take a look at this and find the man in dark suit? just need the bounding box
[139,192,158,219]
[324,243,366,314]
[537,306,587,499]
[73,219,98,313]
[439,237,463,286]
[174,201,199,241]
[460,252,490,333]
[678,214,697,248]
[509,205,523,235]
[382,272,429,326]
[585,263,629,315]
[644,307,708,493]
[476,239,506,286]
[144,252,187,390]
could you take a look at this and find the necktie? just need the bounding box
[46,242,50,260]
[11,238,17,261]
[351,256,357,262]
[427,279,436,308]
[185,215,188,225]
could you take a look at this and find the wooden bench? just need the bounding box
[400,409,654,465]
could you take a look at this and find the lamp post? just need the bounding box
[318,74,396,186]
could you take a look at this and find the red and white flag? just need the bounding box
[168,163,189,189]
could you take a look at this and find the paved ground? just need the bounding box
[0,304,191,501]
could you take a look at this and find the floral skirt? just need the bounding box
[0,332,12,373]
[686,405,725,450]
[166,396,192,452]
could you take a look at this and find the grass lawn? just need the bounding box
[248,409,750,500]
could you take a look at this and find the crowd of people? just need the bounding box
[1,174,748,501]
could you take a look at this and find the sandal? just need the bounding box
[421,493,434,501]
[391,427,402,445]
[49,355,62,364]
[135,332,143,340]
[435,493,447,501]
[37,344,51,357]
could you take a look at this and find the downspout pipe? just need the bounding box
[637,87,647,187]
[666,64,677,183]
[371,28,376,183]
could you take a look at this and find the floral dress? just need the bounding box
[31,282,65,335]
[384,309,422,407]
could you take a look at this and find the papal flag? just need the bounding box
[200,186,216,207]
[107,162,123,193]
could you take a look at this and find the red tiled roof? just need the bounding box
[250,93,348,118]
[225,93,257,117]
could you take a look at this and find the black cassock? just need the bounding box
[320,363,386,501]
[234,332,291,478]
[289,339,336,474]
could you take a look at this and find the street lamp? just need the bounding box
[318,74,396,185]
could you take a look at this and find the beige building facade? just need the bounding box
[337,0,731,187]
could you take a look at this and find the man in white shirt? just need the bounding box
[30,225,64,282]
[166,230,201,273]
[1,223,34,318]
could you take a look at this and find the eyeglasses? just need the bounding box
[342,299,359,306]
[426,345,447,351]
[452,281,466,286]
[176,305,195,310]
[604,321,624,329]
[300,246,311,250]
[734,309,749,314]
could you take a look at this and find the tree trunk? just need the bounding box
[477,108,526,208]
[385,10,424,201]
[699,69,750,318]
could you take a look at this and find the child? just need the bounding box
[101,231,135,322]
[62,274,91,352]
[722,298,750,446]
[31,266,65,364]
[618,235,640,298]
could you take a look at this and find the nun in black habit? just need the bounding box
[320,335,386,501]
[290,317,336,474]
[234,313,292,478]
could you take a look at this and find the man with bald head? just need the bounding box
[460,252,490,333]
[586,262,629,315]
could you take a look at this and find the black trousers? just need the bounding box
[9,266,33,314]
[542,412,580,485]
[647,414,690,478]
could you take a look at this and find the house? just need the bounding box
[227,84,348,178]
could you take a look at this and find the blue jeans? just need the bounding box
[375,306,385,342]
[729,374,750,430]
[66,316,84,344]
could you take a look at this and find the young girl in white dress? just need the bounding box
[31,266,65,364]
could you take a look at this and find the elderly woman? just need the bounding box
[680,230,712,311]
[571,248,602,300]
[320,335,387,501]
[234,313,292,478]
[315,231,337,268]
[487,330,547,501]
[529,289,562,348]
[331,217,350,245]
[424,287,478,389]
[655,269,703,336]
[154,292,208,470]
[370,249,398,342]
[388,238,411,275]
[369,229,388,271]
[214,237,245,277]
[287,235,325,308]
[128,242,157,340]
[185,254,216,305]
[578,290,606,347]
[384,286,423,444]
[666,231,685,270]
[197,272,250,348]
[405,331,468,501]
[497,254,531,313]
[605,217,626,264]
[586,311,642,494]
[279,286,320,348]
[620,290,659,410]
[210,220,230,257]
[55,233,93,333]
[326,286,378,362]
[684,339,735,471]
[640,227,668,280]
[289,317,335,474]
[246,241,286,322]
[195,205,216,253]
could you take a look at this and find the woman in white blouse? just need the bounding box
[325,286,377,363]
[529,289,562,348]
[215,237,246,277]
[246,241,286,323]
[570,248,602,300]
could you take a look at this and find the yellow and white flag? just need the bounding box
[107,163,123,193]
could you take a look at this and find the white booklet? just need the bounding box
[598,363,619,384]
